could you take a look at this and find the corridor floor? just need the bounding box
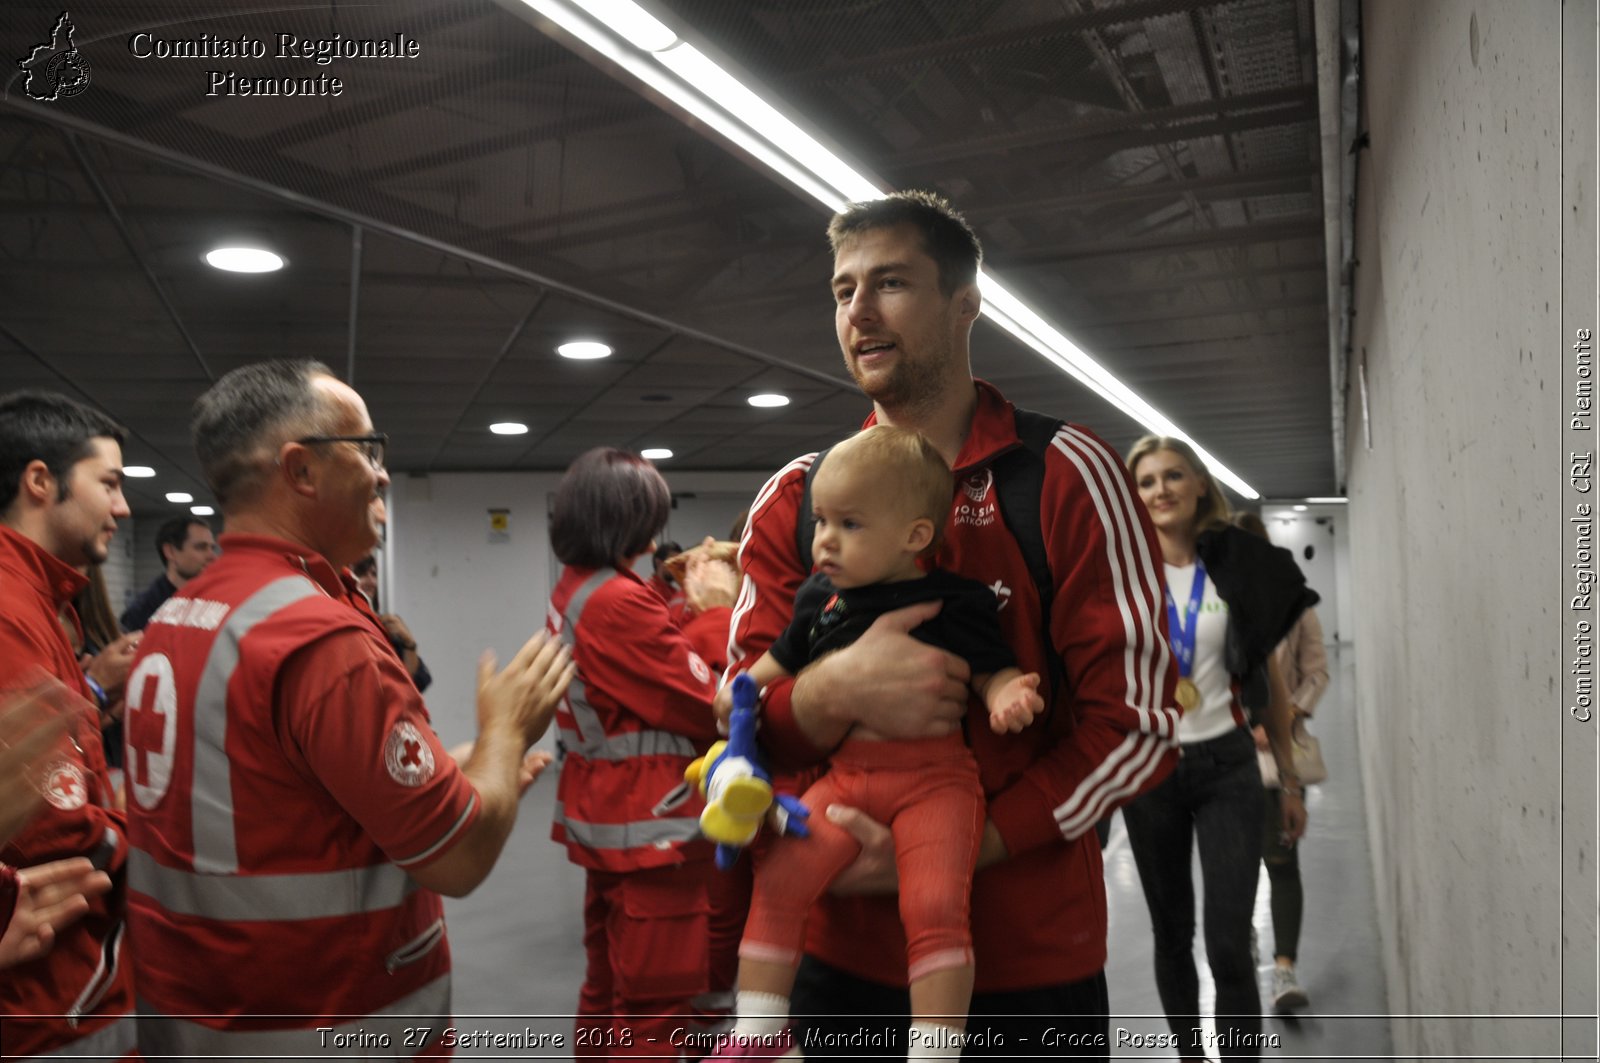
[442,647,1390,1060]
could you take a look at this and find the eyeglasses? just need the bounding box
[296,433,387,470]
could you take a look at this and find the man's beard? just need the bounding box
[847,346,947,413]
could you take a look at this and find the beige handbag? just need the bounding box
[1257,722,1327,788]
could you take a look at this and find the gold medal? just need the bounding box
[1175,677,1200,713]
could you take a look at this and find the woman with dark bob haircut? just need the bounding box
[544,448,722,1052]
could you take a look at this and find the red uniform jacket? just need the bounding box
[0,525,134,1060]
[727,382,1181,991]
[548,566,721,873]
[123,534,477,1058]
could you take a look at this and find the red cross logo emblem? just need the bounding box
[385,721,435,787]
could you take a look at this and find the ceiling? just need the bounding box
[0,0,1335,516]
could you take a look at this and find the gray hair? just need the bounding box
[191,360,338,507]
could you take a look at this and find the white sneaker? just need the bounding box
[1271,964,1309,1011]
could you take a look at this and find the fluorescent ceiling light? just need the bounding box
[526,0,1261,499]
[641,447,673,460]
[748,393,790,408]
[190,505,216,516]
[165,492,194,503]
[525,0,847,208]
[1304,496,1348,504]
[204,247,284,273]
[558,340,613,360]
[490,422,530,435]
[568,0,677,51]
[123,465,156,478]
[1292,504,1309,512]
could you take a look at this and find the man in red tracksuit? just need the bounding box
[725,191,1181,1057]
[0,391,137,1059]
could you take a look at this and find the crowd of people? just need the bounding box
[0,190,1330,1062]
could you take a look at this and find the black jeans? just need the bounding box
[1122,728,1264,1061]
[791,954,1110,1060]
[1260,788,1303,962]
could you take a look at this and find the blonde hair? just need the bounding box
[821,424,954,530]
[1126,435,1232,532]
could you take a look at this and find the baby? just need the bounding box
[713,423,1044,1059]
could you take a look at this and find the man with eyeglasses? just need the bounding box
[119,515,219,632]
[123,360,574,1057]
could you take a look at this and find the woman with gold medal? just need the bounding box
[1122,436,1318,1062]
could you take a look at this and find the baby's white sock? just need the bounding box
[908,1021,963,1059]
[731,991,790,1039]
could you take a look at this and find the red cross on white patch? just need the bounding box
[384,721,435,788]
[43,760,89,811]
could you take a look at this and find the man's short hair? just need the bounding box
[156,516,210,565]
[191,360,337,508]
[0,391,126,512]
[827,190,983,296]
[549,448,671,570]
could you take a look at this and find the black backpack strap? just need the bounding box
[795,446,833,574]
[990,407,1066,697]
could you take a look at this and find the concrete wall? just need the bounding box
[1345,1,1586,1055]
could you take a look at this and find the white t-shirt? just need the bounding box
[1164,562,1240,744]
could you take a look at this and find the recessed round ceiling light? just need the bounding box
[165,492,194,504]
[1293,504,1308,512]
[204,247,285,273]
[641,448,673,461]
[490,422,529,436]
[123,465,156,478]
[558,341,612,360]
[190,505,216,516]
[747,393,790,408]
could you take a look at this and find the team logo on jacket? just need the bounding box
[955,469,997,528]
[687,652,711,685]
[41,760,89,810]
[385,721,436,787]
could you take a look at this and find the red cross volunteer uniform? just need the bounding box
[548,565,721,1057]
[0,525,136,1061]
[123,534,478,1059]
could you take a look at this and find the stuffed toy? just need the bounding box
[684,673,809,869]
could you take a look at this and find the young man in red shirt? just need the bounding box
[726,192,1181,1057]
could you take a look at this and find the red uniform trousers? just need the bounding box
[577,860,714,1058]
[740,734,984,982]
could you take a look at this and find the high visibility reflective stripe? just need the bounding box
[556,570,696,761]
[556,569,619,759]
[553,800,701,850]
[128,846,417,921]
[137,974,450,1058]
[191,575,323,874]
[24,1012,135,1059]
[555,725,696,761]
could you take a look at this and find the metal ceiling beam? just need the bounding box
[784,0,1228,85]
[427,293,547,468]
[891,85,1317,168]
[1,98,858,396]
[0,321,207,489]
[62,132,215,383]
[1001,217,1323,265]
[962,165,1316,217]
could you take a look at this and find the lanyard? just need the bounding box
[1164,560,1207,678]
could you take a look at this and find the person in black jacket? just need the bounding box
[1123,435,1317,1062]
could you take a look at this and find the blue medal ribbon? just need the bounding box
[1164,560,1207,678]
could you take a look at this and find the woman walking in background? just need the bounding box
[1123,436,1318,1062]
[1233,512,1330,1013]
